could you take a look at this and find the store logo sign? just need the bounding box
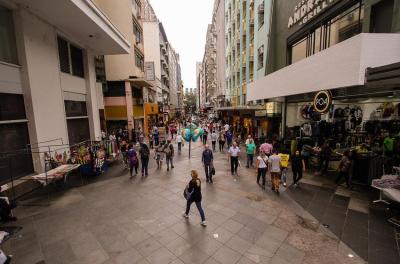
[288,0,337,28]
[313,90,332,113]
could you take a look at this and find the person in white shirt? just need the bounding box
[269,150,282,194]
[224,123,230,132]
[176,133,183,154]
[228,142,240,175]
[256,152,268,188]
[210,130,218,151]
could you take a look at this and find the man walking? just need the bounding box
[202,144,214,183]
[246,138,256,168]
[139,142,150,177]
[278,150,290,187]
[210,130,218,152]
[164,140,174,171]
[228,142,240,175]
[269,150,282,194]
[226,130,233,150]
[256,151,268,188]
[218,130,225,152]
[176,132,183,154]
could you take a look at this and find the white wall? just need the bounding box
[60,73,86,94]
[248,34,400,101]
[0,62,22,94]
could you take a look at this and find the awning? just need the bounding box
[215,105,264,111]
[14,0,131,54]
[129,79,153,88]
[247,34,400,101]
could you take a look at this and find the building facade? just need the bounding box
[224,0,273,106]
[95,0,152,136]
[214,0,227,106]
[248,0,400,137]
[0,0,129,179]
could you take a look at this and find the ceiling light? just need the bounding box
[347,254,354,258]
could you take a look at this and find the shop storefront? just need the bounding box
[247,0,400,185]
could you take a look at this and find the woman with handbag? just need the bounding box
[256,151,268,188]
[182,170,207,226]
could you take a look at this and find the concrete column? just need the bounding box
[125,81,134,139]
[84,51,101,141]
[15,10,69,173]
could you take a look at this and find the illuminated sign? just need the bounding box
[313,90,332,113]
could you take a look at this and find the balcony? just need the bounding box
[247,34,400,101]
[14,0,131,54]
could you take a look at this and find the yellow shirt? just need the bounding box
[278,153,290,168]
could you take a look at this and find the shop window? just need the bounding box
[57,36,85,78]
[0,93,26,121]
[288,2,363,65]
[66,118,90,145]
[370,0,394,33]
[0,122,33,184]
[0,5,18,65]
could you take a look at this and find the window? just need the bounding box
[257,45,264,70]
[132,0,142,18]
[370,0,394,33]
[0,93,33,183]
[64,100,90,145]
[95,56,106,82]
[57,37,85,77]
[258,2,265,28]
[135,50,144,71]
[103,81,126,97]
[0,5,18,64]
[288,2,363,64]
[133,21,143,44]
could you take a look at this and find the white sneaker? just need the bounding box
[200,221,207,227]
[182,213,189,218]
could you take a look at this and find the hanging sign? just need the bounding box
[313,90,332,113]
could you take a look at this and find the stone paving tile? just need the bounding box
[222,219,245,234]
[135,237,163,257]
[2,141,372,264]
[225,235,253,254]
[179,247,210,264]
[212,245,242,264]
[146,247,177,264]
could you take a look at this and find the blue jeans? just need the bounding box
[281,167,288,183]
[246,154,254,167]
[166,156,173,169]
[185,199,205,221]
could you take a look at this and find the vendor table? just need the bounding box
[371,174,400,204]
[28,164,81,185]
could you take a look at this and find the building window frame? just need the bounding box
[57,36,85,78]
[135,49,144,72]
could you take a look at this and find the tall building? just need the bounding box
[95,0,151,137]
[214,0,226,106]
[0,0,129,177]
[200,0,226,108]
[142,0,182,125]
[225,0,273,106]
[196,62,204,109]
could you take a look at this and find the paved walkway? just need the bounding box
[2,141,366,264]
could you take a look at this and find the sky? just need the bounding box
[149,0,215,88]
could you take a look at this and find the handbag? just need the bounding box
[211,164,216,175]
[183,185,193,200]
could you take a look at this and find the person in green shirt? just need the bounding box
[246,138,256,168]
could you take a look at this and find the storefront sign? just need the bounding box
[313,90,332,113]
[145,62,155,81]
[266,102,281,114]
[255,110,267,117]
[288,0,337,28]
